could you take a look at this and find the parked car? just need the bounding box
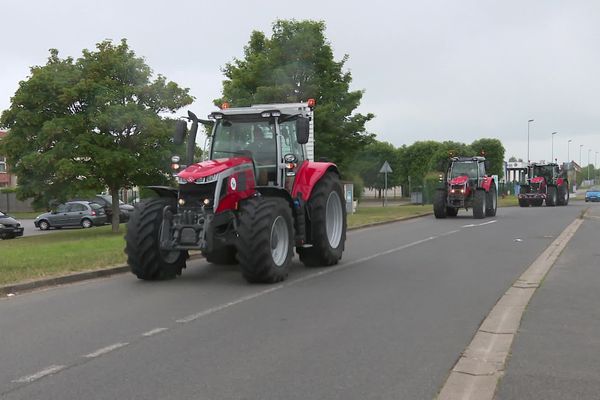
[88,195,134,223]
[585,186,600,202]
[0,211,24,239]
[34,201,107,230]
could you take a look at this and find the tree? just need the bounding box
[351,140,401,197]
[469,138,505,178]
[399,141,442,192]
[0,40,193,231]
[215,20,375,174]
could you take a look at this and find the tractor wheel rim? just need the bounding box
[326,191,343,248]
[270,216,289,267]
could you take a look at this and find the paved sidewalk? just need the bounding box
[496,204,600,399]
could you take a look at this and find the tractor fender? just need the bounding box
[292,161,340,202]
[481,177,495,192]
[146,186,178,198]
[557,177,566,186]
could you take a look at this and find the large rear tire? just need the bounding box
[557,183,569,206]
[237,197,294,283]
[446,207,458,217]
[203,246,238,265]
[546,186,557,207]
[298,172,347,267]
[485,184,497,217]
[518,198,529,207]
[473,189,486,219]
[125,198,187,280]
[433,189,448,219]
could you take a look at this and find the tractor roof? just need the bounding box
[210,102,313,120]
[451,156,486,162]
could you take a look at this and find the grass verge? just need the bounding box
[0,225,127,286]
[348,204,431,228]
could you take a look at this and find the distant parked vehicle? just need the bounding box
[34,201,107,230]
[0,211,24,239]
[89,195,134,223]
[585,186,600,202]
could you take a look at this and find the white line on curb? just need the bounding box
[12,365,65,383]
[84,342,129,358]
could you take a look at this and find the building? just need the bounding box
[0,130,18,188]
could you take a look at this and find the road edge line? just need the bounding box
[436,211,587,400]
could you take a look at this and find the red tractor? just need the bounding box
[518,162,569,207]
[434,156,497,219]
[125,100,347,283]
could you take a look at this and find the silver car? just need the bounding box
[34,201,107,230]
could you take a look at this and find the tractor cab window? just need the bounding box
[478,162,486,177]
[533,165,554,180]
[450,162,478,179]
[279,120,305,163]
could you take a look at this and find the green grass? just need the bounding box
[348,204,431,228]
[0,225,127,286]
[498,195,519,207]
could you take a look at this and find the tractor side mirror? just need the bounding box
[174,120,187,145]
[296,117,310,144]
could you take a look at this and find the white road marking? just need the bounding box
[462,219,497,228]
[12,365,65,383]
[440,229,461,236]
[142,328,168,337]
[84,342,128,358]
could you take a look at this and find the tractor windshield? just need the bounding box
[450,162,478,179]
[532,165,554,180]
[211,119,276,165]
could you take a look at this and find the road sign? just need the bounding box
[379,161,393,174]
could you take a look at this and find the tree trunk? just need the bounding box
[110,188,120,233]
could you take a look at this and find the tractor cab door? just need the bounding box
[278,119,306,192]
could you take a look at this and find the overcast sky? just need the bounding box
[2,0,599,167]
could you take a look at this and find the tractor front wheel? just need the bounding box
[433,189,448,219]
[237,197,294,283]
[518,198,529,207]
[473,189,486,219]
[125,197,187,280]
[446,206,458,217]
[298,172,347,267]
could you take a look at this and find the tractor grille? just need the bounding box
[178,182,217,209]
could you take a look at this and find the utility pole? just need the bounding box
[527,119,534,163]
[551,132,557,162]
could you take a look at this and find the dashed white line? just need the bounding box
[12,365,65,383]
[84,342,129,358]
[142,328,168,337]
[462,220,497,228]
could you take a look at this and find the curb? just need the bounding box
[1,212,436,297]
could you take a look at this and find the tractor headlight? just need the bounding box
[171,155,181,163]
[195,174,218,184]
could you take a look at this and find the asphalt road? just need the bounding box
[0,203,587,399]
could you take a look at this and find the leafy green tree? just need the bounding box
[469,138,505,178]
[215,19,375,173]
[0,40,193,231]
[399,141,442,193]
[351,140,401,197]
[430,141,471,172]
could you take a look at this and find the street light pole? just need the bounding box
[589,149,592,181]
[527,119,534,163]
[551,132,557,162]
[580,144,584,166]
[567,139,572,163]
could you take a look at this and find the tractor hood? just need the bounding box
[530,176,545,184]
[450,175,469,185]
[178,157,252,182]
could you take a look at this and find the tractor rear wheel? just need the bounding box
[203,246,238,265]
[237,197,294,283]
[546,186,557,206]
[298,172,347,267]
[446,206,458,216]
[557,183,569,206]
[125,198,187,280]
[532,199,543,207]
[518,198,529,207]
[473,189,486,219]
[433,189,448,218]
[485,184,497,217]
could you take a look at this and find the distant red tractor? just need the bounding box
[518,162,569,207]
[434,156,497,219]
[125,100,347,283]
